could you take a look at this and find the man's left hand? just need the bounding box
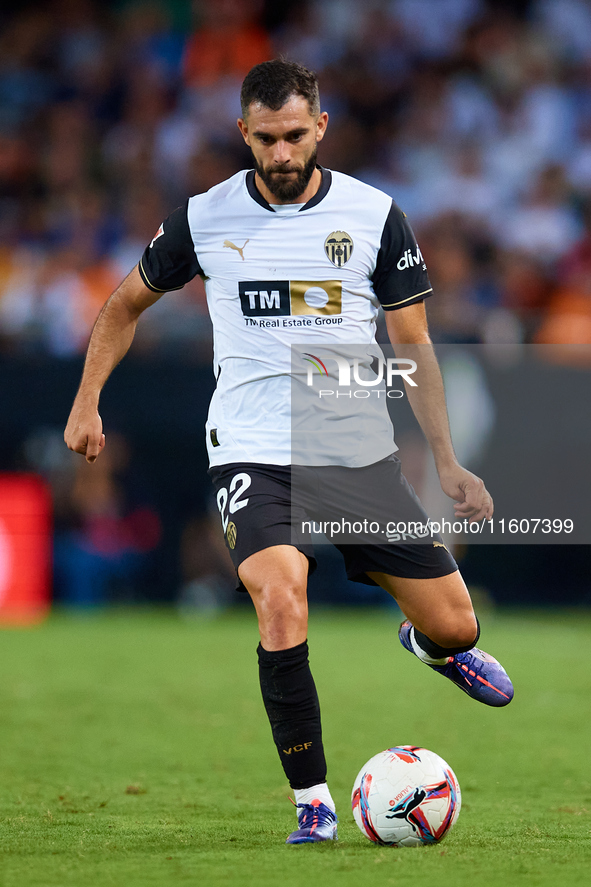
[438,464,494,523]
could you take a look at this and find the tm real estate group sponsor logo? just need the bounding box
[239,280,343,327]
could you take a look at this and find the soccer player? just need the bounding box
[65,60,513,845]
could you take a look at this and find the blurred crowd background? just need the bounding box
[1,0,590,612]
[3,0,591,352]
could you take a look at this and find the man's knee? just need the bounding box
[238,547,310,649]
[246,579,308,650]
[254,580,307,618]
[428,612,479,651]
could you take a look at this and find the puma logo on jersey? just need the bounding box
[224,239,249,260]
[397,246,425,270]
[433,541,448,551]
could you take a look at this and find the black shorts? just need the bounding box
[209,456,457,590]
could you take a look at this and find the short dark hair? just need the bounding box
[240,60,320,118]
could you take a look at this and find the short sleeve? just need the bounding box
[371,201,433,310]
[139,200,203,293]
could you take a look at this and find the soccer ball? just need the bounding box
[351,745,461,846]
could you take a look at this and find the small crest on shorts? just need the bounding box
[227,521,237,549]
[324,231,353,267]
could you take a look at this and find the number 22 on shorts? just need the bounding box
[216,473,251,532]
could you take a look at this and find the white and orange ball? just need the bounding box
[352,745,461,847]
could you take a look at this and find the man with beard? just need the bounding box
[65,60,513,845]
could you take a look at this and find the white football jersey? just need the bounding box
[139,168,432,467]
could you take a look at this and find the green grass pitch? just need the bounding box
[0,608,589,887]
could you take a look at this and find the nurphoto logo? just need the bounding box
[303,353,417,388]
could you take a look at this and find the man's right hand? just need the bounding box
[64,402,105,463]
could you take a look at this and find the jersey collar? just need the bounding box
[245,166,332,213]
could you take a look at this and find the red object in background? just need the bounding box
[0,474,52,625]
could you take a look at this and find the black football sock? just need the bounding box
[413,617,480,659]
[257,640,327,790]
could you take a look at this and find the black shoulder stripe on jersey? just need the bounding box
[245,166,332,212]
[139,200,202,293]
[371,200,433,311]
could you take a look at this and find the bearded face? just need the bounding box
[238,95,328,204]
[254,145,318,202]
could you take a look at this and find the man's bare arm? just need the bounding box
[385,302,493,521]
[64,266,163,463]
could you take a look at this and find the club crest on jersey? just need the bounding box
[150,224,164,248]
[324,231,353,267]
